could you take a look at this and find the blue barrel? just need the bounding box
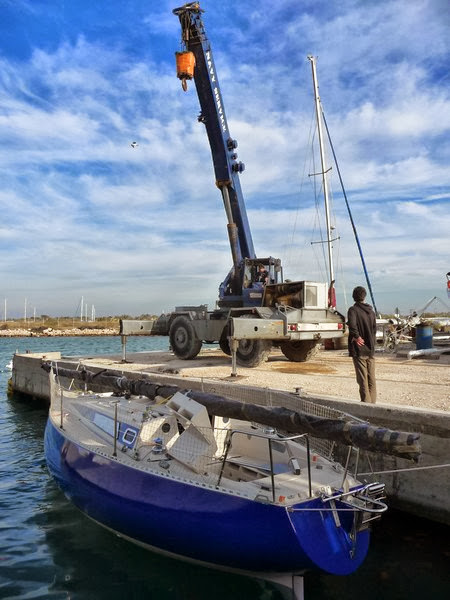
[415,326,433,350]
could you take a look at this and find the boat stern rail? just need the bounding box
[321,481,387,531]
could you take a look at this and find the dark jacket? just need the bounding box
[347,302,377,357]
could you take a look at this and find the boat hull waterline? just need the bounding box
[44,419,370,576]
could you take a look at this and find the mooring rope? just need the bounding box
[358,463,450,476]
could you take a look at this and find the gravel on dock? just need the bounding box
[78,346,450,412]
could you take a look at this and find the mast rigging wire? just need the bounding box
[321,109,378,315]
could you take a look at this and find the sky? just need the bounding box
[0,0,449,319]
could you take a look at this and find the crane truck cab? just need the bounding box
[219,257,282,308]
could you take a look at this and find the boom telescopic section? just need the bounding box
[173,2,255,276]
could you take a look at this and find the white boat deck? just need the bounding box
[50,384,358,507]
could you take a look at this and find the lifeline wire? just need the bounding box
[358,463,450,476]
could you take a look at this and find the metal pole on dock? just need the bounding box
[121,335,128,363]
[230,338,238,377]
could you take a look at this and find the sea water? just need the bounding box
[0,336,448,599]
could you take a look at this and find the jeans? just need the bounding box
[352,356,376,403]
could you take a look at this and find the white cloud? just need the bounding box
[0,0,449,317]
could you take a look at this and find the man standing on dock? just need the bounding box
[347,286,377,403]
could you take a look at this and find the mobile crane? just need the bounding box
[120,2,345,367]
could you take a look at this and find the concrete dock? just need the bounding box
[10,349,450,525]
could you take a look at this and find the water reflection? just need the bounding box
[42,489,283,599]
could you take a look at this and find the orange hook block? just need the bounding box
[175,51,195,91]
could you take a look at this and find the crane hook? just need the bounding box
[175,50,195,92]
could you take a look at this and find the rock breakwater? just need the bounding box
[0,327,118,337]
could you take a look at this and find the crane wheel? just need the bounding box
[219,328,231,356]
[232,315,271,367]
[280,340,319,362]
[236,339,271,368]
[169,316,202,360]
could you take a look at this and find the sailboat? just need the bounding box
[43,364,420,586]
[305,55,378,318]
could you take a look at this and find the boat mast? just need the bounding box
[308,55,334,287]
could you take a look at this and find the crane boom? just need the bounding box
[173,2,255,264]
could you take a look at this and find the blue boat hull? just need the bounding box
[44,418,370,575]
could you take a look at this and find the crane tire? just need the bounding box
[280,340,319,362]
[219,328,231,356]
[231,315,271,367]
[169,316,202,360]
[236,339,271,368]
